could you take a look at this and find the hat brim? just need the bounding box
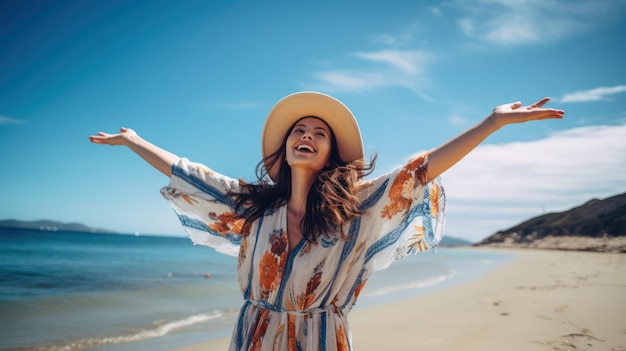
[262,91,364,181]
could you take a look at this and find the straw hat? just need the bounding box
[262,91,364,181]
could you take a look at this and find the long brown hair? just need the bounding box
[230,117,376,241]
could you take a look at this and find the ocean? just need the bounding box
[0,228,514,351]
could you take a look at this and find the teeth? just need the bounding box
[296,144,314,152]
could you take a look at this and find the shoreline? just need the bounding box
[170,248,626,351]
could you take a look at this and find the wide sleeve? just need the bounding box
[359,151,446,273]
[160,157,248,257]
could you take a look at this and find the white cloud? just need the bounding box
[429,124,626,241]
[447,114,469,127]
[0,116,26,125]
[457,18,474,36]
[312,71,387,92]
[453,0,615,46]
[354,50,430,75]
[309,50,432,94]
[559,85,626,103]
[482,14,541,44]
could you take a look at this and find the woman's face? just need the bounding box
[285,117,333,175]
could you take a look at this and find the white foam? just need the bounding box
[44,312,222,351]
[363,269,457,297]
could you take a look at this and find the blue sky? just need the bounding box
[1,0,625,242]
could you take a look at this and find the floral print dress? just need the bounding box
[161,153,445,351]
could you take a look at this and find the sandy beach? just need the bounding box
[172,248,626,351]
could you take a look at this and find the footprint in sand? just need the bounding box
[554,304,569,313]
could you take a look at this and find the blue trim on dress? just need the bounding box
[274,238,305,305]
[236,300,251,350]
[318,178,389,307]
[320,310,327,350]
[342,267,366,310]
[423,211,436,250]
[177,214,243,245]
[321,237,339,247]
[319,217,361,307]
[358,178,389,211]
[244,215,264,300]
[363,187,433,265]
[172,164,237,211]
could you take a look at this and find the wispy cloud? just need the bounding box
[309,49,433,94]
[558,85,626,103]
[0,116,26,125]
[312,71,388,92]
[447,114,470,127]
[372,33,413,47]
[354,50,429,75]
[427,123,626,241]
[453,0,617,46]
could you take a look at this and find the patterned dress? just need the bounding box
[161,153,445,351]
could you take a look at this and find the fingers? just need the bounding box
[529,98,565,119]
[532,97,551,108]
[552,109,565,118]
[511,101,522,110]
[89,131,115,144]
[532,108,565,120]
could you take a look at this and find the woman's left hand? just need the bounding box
[492,97,565,127]
[425,97,564,182]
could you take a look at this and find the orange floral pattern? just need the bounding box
[238,236,248,269]
[259,230,287,299]
[429,182,441,218]
[406,225,428,252]
[208,211,250,237]
[296,259,324,310]
[249,309,270,351]
[288,314,297,351]
[353,279,368,300]
[336,324,349,351]
[161,155,446,351]
[381,154,428,219]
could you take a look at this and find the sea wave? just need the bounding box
[14,312,223,351]
[362,269,457,297]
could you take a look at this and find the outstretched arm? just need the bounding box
[89,127,179,177]
[426,97,565,183]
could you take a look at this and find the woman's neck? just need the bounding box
[288,169,317,215]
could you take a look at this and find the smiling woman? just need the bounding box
[89,91,564,350]
[285,117,333,179]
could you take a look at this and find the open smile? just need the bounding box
[295,142,316,153]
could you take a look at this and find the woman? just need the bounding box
[89,91,564,350]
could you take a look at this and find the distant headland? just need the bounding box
[0,219,117,234]
[475,192,625,253]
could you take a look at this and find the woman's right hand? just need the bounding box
[88,127,178,177]
[89,127,138,146]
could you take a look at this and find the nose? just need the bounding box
[301,131,312,140]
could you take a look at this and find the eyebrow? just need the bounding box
[294,123,330,133]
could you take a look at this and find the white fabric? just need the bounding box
[161,155,445,351]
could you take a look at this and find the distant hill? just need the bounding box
[0,219,116,234]
[440,236,473,246]
[475,192,626,253]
